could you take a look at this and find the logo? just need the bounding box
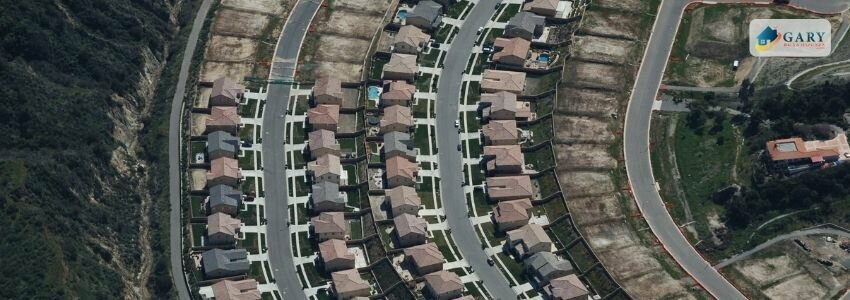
[755,26,781,52]
[750,19,831,57]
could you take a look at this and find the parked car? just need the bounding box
[477,27,484,35]
[487,258,495,266]
[454,120,460,128]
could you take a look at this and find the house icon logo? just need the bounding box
[755,26,781,52]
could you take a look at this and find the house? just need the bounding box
[393,25,431,54]
[207,184,242,216]
[331,269,371,299]
[206,212,241,245]
[406,0,443,30]
[492,198,532,231]
[424,271,463,300]
[319,239,356,272]
[311,212,348,241]
[207,157,241,187]
[308,129,341,159]
[387,185,421,217]
[506,224,552,258]
[480,91,533,120]
[481,70,526,95]
[209,77,244,106]
[383,131,417,161]
[394,214,428,247]
[403,242,444,275]
[505,12,546,40]
[210,279,261,300]
[482,120,519,146]
[207,131,239,160]
[525,252,574,285]
[380,105,414,133]
[493,37,531,66]
[380,80,416,107]
[543,274,588,300]
[382,53,419,81]
[308,104,340,132]
[202,248,250,278]
[206,106,240,135]
[386,156,418,188]
[486,175,533,201]
[766,135,850,173]
[308,154,342,184]
[483,145,525,174]
[311,181,346,212]
[523,0,560,17]
[313,76,344,105]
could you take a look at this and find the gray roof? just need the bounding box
[507,12,545,34]
[409,1,443,26]
[312,181,345,206]
[202,248,250,276]
[209,184,242,211]
[525,252,573,279]
[208,131,239,155]
[383,132,416,158]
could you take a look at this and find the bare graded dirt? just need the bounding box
[212,9,270,38]
[190,169,208,191]
[332,0,390,16]
[571,35,635,65]
[556,88,619,117]
[221,0,289,14]
[763,274,828,300]
[201,61,254,82]
[191,113,208,136]
[317,10,383,40]
[553,115,615,144]
[566,194,623,224]
[556,171,614,197]
[206,35,258,62]
[589,0,643,12]
[578,10,640,41]
[314,35,372,64]
[564,62,625,91]
[553,144,617,171]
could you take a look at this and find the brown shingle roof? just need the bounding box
[481,70,526,94]
[207,106,240,127]
[546,274,588,300]
[387,185,421,211]
[381,80,416,102]
[319,239,354,263]
[482,120,519,143]
[493,37,530,62]
[492,199,532,224]
[393,214,428,238]
[211,77,245,102]
[523,0,559,12]
[314,76,343,99]
[394,25,431,49]
[384,53,419,75]
[312,212,346,235]
[308,104,340,126]
[481,91,518,113]
[211,279,261,300]
[381,105,414,128]
[507,223,551,250]
[483,145,525,171]
[208,212,241,237]
[309,129,340,152]
[331,269,370,294]
[404,242,443,271]
[386,156,418,180]
[308,154,342,178]
[208,157,240,181]
[486,175,533,200]
[424,271,463,296]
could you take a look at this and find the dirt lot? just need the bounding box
[567,194,623,225]
[553,115,615,144]
[212,9,270,38]
[191,113,209,136]
[332,0,390,15]
[564,61,625,91]
[556,88,620,117]
[313,35,372,64]
[302,61,368,83]
[556,171,614,197]
[578,9,640,41]
[190,169,208,191]
[317,10,384,40]
[206,35,258,62]
[553,144,616,171]
[201,61,254,82]
[589,0,643,11]
[221,0,289,14]
[571,35,635,65]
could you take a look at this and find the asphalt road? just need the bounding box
[168,0,214,298]
[714,228,850,269]
[435,1,516,298]
[624,1,850,299]
[262,0,321,299]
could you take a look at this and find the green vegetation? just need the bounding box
[447,1,469,19]
[497,4,521,22]
[0,0,207,298]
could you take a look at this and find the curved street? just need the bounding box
[435,0,516,298]
[624,1,850,299]
[261,0,322,299]
[168,0,214,298]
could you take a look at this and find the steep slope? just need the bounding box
[0,0,192,298]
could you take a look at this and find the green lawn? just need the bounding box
[419,49,441,68]
[523,145,554,171]
[350,219,363,239]
[191,224,205,247]
[464,82,480,105]
[369,57,389,81]
[239,99,258,118]
[416,74,434,92]
[238,151,255,170]
[414,125,434,152]
[240,124,255,143]
[412,98,432,119]
[462,138,481,159]
[302,263,329,286]
[496,252,527,284]
[431,230,458,262]
[240,232,259,254]
[291,122,306,145]
[497,4,520,22]
[190,196,205,217]
[447,0,469,18]
[190,141,206,162]
[462,111,480,132]
[535,173,560,200]
[239,205,258,226]
[417,178,440,209]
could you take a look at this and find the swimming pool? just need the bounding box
[397,10,407,21]
[368,86,380,101]
[538,53,550,63]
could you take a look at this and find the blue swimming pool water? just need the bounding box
[397,10,407,21]
[368,86,380,100]
[538,53,550,63]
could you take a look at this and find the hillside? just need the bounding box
[0,0,194,298]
